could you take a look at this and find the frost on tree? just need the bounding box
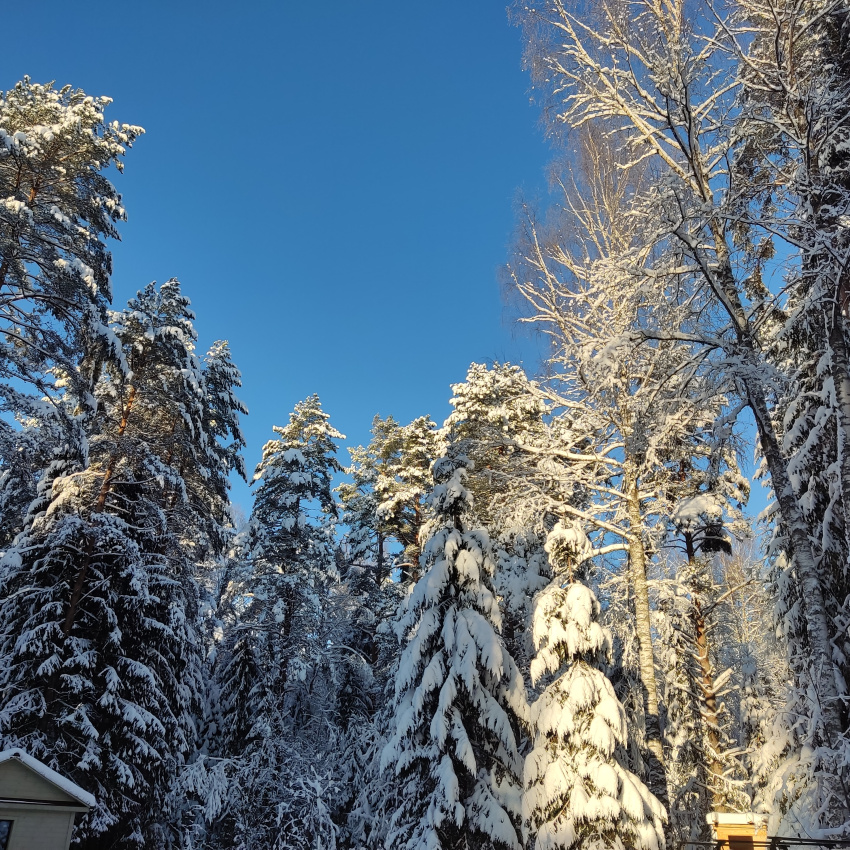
[0,78,142,426]
[513,0,847,807]
[223,393,343,730]
[445,362,547,531]
[339,414,442,581]
[381,454,527,850]
[203,395,350,845]
[524,580,665,850]
[445,363,552,671]
[0,280,238,847]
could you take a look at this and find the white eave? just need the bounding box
[707,812,769,826]
[0,749,95,809]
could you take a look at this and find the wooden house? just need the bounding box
[0,749,94,850]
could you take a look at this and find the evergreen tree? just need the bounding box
[206,395,345,843]
[445,362,548,530]
[524,578,666,850]
[658,565,748,843]
[0,279,233,848]
[381,453,526,850]
[377,415,443,578]
[0,78,141,428]
[217,394,343,738]
[340,415,406,577]
[340,414,441,583]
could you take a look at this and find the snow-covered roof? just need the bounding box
[0,748,96,808]
[706,812,768,826]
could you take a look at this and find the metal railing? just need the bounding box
[680,840,850,850]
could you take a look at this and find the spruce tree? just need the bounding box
[381,453,526,850]
[0,279,235,848]
[207,395,345,844]
[524,578,666,850]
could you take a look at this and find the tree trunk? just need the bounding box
[692,594,725,809]
[683,533,725,808]
[829,312,850,551]
[708,225,846,747]
[63,383,138,638]
[624,458,667,801]
[742,344,844,740]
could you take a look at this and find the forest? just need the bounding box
[0,0,849,847]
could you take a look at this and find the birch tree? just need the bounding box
[507,124,748,797]
[513,0,848,815]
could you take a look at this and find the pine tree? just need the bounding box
[377,415,442,578]
[340,414,441,583]
[524,577,666,850]
[381,453,526,850]
[445,362,548,529]
[0,78,141,424]
[658,568,739,844]
[340,415,406,577]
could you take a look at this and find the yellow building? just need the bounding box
[707,812,770,848]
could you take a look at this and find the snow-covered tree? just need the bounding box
[513,0,845,776]
[197,339,249,543]
[381,453,526,850]
[524,578,666,850]
[206,395,347,843]
[340,415,406,576]
[249,393,342,565]
[493,522,551,675]
[376,415,443,578]
[215,395,343,735]
[443,363,553,670]
[722,0,850,825]
[0,78,141,429]
[0,414,52,547]
[0,279,234,848]
[445,363,547,528]
[506,123,750,796]
[657,560,749,843]
[341,414,442,582]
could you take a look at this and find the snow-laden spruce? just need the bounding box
[215,394,344,739]
[0,279,246,848]
[381,454,527,850]
[524,578,665,850]
[203,395,353,846]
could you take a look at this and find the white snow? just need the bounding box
[0,748,96,807]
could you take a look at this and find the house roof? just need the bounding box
[0,749,95,808]
[706,812,769,826]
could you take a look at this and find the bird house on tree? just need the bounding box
[0,749,94,850]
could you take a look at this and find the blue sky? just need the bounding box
[6,1,552,512]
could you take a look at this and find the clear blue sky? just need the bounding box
[6,0,552,513]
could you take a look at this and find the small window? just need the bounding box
[0,820,12,850]
[728,836,754,850]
